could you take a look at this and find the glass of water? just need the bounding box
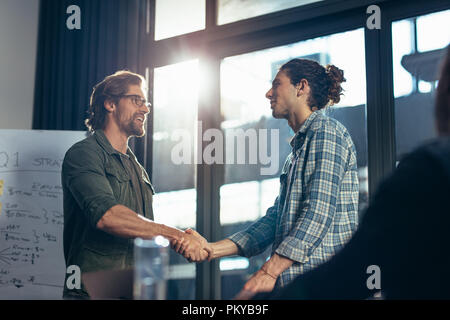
[133,236,169,300]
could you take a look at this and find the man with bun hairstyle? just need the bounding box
[254,46,450,300]
[175,59,359,296]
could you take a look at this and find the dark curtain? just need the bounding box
[32,0,148,161]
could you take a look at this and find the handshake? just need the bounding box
[169,228,279,298]
[170,228,213,262]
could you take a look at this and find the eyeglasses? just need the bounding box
[114,94,150,108]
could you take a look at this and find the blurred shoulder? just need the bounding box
[404,137,450,179]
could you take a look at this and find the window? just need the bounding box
[152,59,199,299]
[155,0,205,40]
[145,0,449,300]
[392,9,450,159]
[217,0,324,25]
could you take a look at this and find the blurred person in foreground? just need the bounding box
[249,45,450,300]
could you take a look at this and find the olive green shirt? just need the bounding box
[61,130,154,298]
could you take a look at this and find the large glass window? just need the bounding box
[217,0,324,25]
[392,10,450,160]
[155,0,205,41]
[152,60,199,299]
[219,28,368,299]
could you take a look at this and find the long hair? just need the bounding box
[436,46,450,136]
[280,59,346,110]
[85,70,146,132]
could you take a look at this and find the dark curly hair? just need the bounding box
[280,58,346,110]
[85,70,146,133]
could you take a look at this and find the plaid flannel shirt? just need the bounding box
[228,111,359,288]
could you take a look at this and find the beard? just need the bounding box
[128,118,146,137]
[271,99,290,120]
[115,110,146,137]
[271,108,282,119]
[271,106,286,119]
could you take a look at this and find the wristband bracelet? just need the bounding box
[261,268,277,280]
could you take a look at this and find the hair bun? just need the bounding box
[325,64,346,106]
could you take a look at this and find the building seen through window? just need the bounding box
[392,9,450,160]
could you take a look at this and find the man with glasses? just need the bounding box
[61,70,208,299]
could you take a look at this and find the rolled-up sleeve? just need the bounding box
[62,145,119,228]
[275,127,349,263]
[228,196,280,257]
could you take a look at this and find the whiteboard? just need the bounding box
[0,130,87,299]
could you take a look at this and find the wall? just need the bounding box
[0,0,39,129]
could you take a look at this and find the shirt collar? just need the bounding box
[289,111,319,151]
[94,129,125,156]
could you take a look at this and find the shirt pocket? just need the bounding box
[104,165,131,202]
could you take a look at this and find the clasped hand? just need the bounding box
[171,229,212,262]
